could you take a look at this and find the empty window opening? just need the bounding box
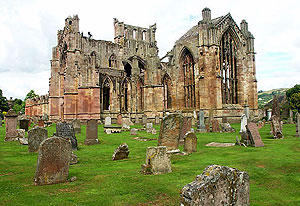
[124,63,132,77]
[181,49,195,108]
[103,82,110,110]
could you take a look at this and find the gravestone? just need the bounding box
[141,146,172,175]
[151,128,157,134]
[70,152,78,165]
[28,127,48,153]
[38,120,44,127]
[205,123,210,132]
[34,137,72,186]
[130,128,138,135]
[142,114,147,124]
[112,143,129,160]
[135,115,140,124]
[158,113,183,150]
[267,109,272,121]
[72,119,81,134]
[183,132,197,154]
[179,117,192,143]
[146,123,153,133]
[246,122,264,147]
[289,109,294,124]
[19,119,29,132]
[123,118,134,126]
[272,95,280,117]
[155,115,160,125]
[220,123,235,133]
[56,122,78,150]
[197,110,206,132]
[180,165,250,206]
[42,113,49,121]
[244,103,249,119]
[117,114,122,125]
[296,113,300,137]
[257,121,264,129]
[17,129,25,139]
[105,116,112,126]
[5,109,18,141]
[240,114,247,133]
[211,119,220,132]
[271,115,283,139]
[85,119,99,145]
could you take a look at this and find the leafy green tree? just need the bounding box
[0,89,9,115]
[286,84,300,112]
[13,98,23,114]
[21,90,38,113]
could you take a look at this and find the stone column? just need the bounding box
[5,109,18,141]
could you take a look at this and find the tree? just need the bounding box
[13,98,23,114]
[286,84,300,113]
[0,89,9,113]
[21,90,38,113]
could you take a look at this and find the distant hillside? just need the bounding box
[258,88,288,108]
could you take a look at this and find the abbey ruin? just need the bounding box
[25,8,258,123]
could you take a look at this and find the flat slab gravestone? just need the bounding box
[34,137,72,186]
[205,142,235,147]
[180,165,250,206]
[141,146,172,175]
[85,119,99,145]
[112,143,129,160]
[28,127,48,153]
[5,109,18,141]
[246,122,264,147]
[56,122,78,150]
[158,113,183,150]
[72,119,81,134]
[183,131,197,154]
[211,119,221,132]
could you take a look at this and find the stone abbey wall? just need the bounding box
[26,8,258,123]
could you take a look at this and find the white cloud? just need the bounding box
[0,0,299,99]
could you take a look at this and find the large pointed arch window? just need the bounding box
[102,78,111,110]
[181,49,195,108]
[220,30,238,104]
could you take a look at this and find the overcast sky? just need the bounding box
[0,0,299,99]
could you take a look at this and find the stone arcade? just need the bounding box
[25,8,258,123]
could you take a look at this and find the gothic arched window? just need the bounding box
[102,78,111,110]
[220,30,238,104]
[162,74,172,109]
[181,49,195,108]
[109,54,117,68]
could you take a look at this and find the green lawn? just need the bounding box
[0,122,299,206]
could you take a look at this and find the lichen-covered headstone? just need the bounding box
[158,113,183,150]
[5,109,18,141]
[28,127,48,153]
[85,119,99,145]
[183,132,197,154]
[112,143,129,160]
[271,115,283,139]
[141,146,171,175]
[179,117,192,143]
[180,165,250,206]
[72,119,81,134]
[34,137,72,186]
[56,122,78,150]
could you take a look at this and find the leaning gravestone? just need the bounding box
[179,117,192,144]
[141,146,172,175]
[85,119,99,145]
[5,109,18,141]
[211,119,220,132]
[105,116,111,126]
[180,165,250,206]
[112,143,130,160]
[271,115,283,139]
[28,127,48,153]
[158,113,183,150]
[19,119,30,132]
[34,137,72,186]
[183,132,197,154]
[72,119,81,134]
[56,122,78,150]
[246,122,264,147]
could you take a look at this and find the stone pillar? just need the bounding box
[5,109,18,141]
[197,110,206,132]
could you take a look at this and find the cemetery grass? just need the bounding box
[0,123,299,206]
